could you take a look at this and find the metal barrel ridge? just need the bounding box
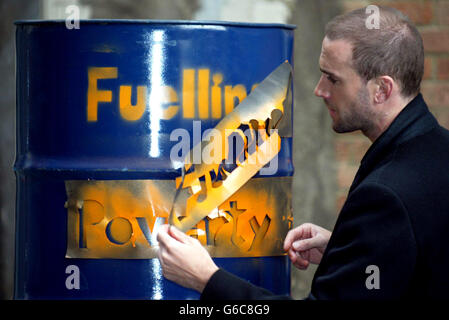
[14,20,295,300]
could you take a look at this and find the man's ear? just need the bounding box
[373,76,394,104]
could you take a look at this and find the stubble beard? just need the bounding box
[331,86,374,134]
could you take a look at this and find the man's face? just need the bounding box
[314,37,374,134]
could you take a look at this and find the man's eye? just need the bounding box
[327,75,337,84]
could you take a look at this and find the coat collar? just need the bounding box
[348,93,438,194]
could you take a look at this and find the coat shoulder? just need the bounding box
[367,125,449,193]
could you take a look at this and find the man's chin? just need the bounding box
[332,126,345,134]
[332,122,357,134]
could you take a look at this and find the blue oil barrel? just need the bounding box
[14,20,295,299]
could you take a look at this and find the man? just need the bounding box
[157,6,449,299]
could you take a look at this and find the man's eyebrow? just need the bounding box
[320,67,340,79]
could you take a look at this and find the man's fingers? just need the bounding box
[157,224,193,247]
[156,224,170,243]
[292,236,325,252]
[288,248,296,261]
[157,226,179,249]
[288,248,309,270]
[157,243,165,263]
[168,225,195,245]
[283,226,304,251]
[293,259,309,270]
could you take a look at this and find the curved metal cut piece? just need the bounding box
[170,61,293,232]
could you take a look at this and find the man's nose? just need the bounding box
[314,76,330,99]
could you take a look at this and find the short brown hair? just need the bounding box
[325,6,424,97]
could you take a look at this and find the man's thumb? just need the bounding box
[292,237,324,252]
[168,225,194,244]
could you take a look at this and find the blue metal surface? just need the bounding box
[14,20,295,299]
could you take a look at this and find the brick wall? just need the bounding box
[334,0,449,211]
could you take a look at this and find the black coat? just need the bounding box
[201,94,449,300]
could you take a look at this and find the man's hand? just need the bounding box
[283,223,331,270]
[156,224,219,293]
